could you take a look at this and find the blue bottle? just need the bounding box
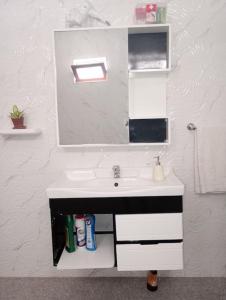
[85,214,96,251]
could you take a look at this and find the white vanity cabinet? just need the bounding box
[115,213,183,271]
[116,243,183,271]
[115,213,183,241]
[49,195,183,272]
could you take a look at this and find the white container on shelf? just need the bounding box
[134,2,167,24]
[135,4,147,24]
[74,215,86,247]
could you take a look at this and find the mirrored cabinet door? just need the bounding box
[54,28,129,146]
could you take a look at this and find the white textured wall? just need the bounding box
[0,0,226,277]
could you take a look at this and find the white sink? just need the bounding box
[65,177,152,188]
[47,168,184,198]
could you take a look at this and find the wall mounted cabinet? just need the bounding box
[128,24,170,145]
[54,24,171,146]
[49,195,183,271]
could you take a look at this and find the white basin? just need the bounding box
[47,168,184,198]
[81,177,151,188]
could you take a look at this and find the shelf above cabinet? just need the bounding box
[128,24,170,34]
[0,128,41,137]
[129,68,171,74]
[57,234,114,270]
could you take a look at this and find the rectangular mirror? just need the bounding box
[54,28,129,146]
[54,25,170,147]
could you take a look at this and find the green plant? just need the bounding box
[10,105,24,119]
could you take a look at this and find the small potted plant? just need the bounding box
[10,105,26,129]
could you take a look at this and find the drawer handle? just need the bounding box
[117,239,183,245]
[140,241,159,245]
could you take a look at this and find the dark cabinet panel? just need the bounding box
[128,32,168,70]
[50,212,65,266]
[129,118,168,143]
[49,196,182,214]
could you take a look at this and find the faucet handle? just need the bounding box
[112,165,120,178]
[112,165,120,171]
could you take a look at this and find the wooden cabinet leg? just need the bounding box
[147,270,158,291]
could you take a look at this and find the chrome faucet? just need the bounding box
[112,165,120,178]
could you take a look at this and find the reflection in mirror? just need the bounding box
[54,28,129,146]
[71,57,107,83]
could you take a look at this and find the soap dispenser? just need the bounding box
[153,156,165,181]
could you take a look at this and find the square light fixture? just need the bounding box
[71,57,107,83]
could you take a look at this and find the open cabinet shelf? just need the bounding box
[129,117,169,144]
[57,234,115,270]
[129,68,171,74]
[127,24,170,145]
[128,24,171,72]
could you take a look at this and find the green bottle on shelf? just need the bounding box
[65,215,76,253]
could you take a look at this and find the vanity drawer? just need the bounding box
[116,242,183,271]
[115,213,183,241]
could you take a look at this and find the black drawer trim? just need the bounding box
[49,196,182,214]
[116,239,183,245]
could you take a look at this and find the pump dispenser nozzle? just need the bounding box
[153,156,164,181]
[154,156,161,165]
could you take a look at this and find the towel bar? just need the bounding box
[187,123,196,131]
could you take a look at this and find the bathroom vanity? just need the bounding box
[47,169,184,271]
[50,23,184,273]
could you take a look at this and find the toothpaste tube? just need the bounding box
[85,214,96,251]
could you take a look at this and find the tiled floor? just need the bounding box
[0,277,226,300]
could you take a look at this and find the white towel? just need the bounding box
[194,126,226,194]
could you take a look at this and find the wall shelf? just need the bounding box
[0,128,41,137]
[57,234,115,270]
[128,24,170,34]
[129,68,171,75]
